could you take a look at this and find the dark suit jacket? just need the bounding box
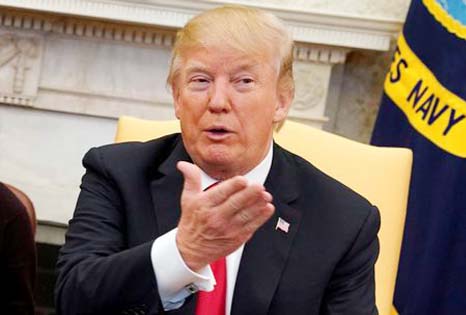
[55,134,380,315]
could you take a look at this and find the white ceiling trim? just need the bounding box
[0,0,403,51]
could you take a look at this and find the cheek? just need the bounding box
[177,94,202,117]
[245,99,278,124]
[178,102,207,137]
[238,109,274,143]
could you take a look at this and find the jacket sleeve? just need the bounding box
[321,206,381,315]
[55,147,163,315]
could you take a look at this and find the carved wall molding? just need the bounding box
[0,95,33,106]
[293,44,349,64]
[0,11,347,126]
[289,61,333,120]
[293,72,325,111]
[0,31,42,106]
[0,9,176,47]
[0,9,350,65]
[0,0,402,51]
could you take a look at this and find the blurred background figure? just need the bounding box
[0,182,37,315]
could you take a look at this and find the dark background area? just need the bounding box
[35,243,59,315]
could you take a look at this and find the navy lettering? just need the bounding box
[415,94,435,120]
[390,47,408,83]
[443,109,466,136]
[407,79,428,108]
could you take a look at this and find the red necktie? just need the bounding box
[195,257,227,315]
[195,181,226,315]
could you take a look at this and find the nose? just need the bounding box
[208,79,231,113]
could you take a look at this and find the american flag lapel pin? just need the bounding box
[275,217,290,233]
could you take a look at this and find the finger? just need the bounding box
[216,183,268,217]
[177,161,202,196]
[204,176,249,206]
[232,195,273,226]
[242,203,275,234]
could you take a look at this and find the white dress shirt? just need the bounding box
[151,143,273,314]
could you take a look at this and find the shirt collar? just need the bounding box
[200,143,273,190]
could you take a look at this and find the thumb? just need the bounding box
[177,161,202,196]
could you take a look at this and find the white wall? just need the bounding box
[0,105,116,224]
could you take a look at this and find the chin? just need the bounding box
[204,144,234,160]
[203,154,233,168]
[199,149,237,172]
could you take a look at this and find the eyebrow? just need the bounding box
[184,65,210,76]
[230,63,261,74]
[184,61,262,76]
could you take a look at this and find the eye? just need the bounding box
[240,78,254,84]
[188,76,210,90]
[235,76,255,91]
[193,77,209,83]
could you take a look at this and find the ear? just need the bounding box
[273,86,294,123]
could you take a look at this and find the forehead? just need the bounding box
[179,46,278,75]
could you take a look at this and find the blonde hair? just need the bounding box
[167,5,294,93]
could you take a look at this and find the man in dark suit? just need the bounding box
[55,5,379,315]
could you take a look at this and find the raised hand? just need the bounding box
[176,161,275,271]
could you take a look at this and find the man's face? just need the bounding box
[173,46,292,179]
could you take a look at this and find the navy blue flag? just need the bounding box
[371,0,466,314]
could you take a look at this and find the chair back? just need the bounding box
[115,116,412,315]
[5,184,37,235]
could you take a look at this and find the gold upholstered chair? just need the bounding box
[115,116,412,315]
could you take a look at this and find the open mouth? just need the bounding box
[205,127,232,139]
[208,128,229,134]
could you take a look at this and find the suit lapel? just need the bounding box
[150,138,192,236]
[231,144,302,315]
